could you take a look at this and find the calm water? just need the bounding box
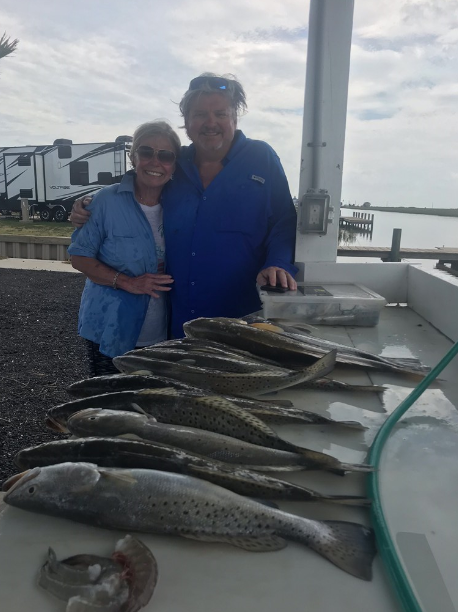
[339,209,458,250]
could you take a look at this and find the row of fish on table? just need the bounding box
[2,316,430,610]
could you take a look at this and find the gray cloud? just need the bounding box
[1,0,458,208]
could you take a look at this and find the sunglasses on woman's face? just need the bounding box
[135,146,176,165]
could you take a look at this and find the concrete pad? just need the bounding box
[0,257,81,273]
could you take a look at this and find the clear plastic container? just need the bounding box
[260,283,387,326]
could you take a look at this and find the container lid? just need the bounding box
[259,283,386,303]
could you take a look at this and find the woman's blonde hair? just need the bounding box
[130,120,181,168]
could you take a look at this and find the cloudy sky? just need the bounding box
[1,0,457,208]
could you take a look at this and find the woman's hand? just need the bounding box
[120,273,174,298]
[70,196,93,227]
[70,257,174,297]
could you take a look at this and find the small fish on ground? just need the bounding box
[38,534,157,612]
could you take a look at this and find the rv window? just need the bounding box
[18,155,32,166]
[20,189,33,198]
[58,145,72,159]
[70,161,89,186]
[97,172,113,185]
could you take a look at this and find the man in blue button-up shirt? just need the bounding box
[71,73,298,338]
[163,73,297,337]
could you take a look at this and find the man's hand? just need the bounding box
[70,196,93,228]
[256,266,297,291]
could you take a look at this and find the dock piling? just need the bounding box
[387,228,402,262]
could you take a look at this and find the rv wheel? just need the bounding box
[39,207,55,222]
[53,207,69,222]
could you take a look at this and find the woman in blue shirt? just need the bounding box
[68,121,180,376]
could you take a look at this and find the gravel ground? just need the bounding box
[0,268,88,484]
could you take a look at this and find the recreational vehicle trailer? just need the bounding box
[0,136,132,221]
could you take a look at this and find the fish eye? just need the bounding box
[28,486,35,494]
[89,417,97,421]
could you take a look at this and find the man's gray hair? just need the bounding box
[130,120,181,167]
[179,73,248,123]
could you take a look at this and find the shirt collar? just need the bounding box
[116,169,136,193]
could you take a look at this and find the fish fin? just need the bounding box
[138,388,180,397]
[181,533,287,552]
[306,349,337,379]
[116,433,146,441]
[249,323,285,333]
[46,547,58,572]
[309,521,376,581]
[129,402,148,416]
[98,468,138,485]
[347,385,386,394]
[259,399,294,407]
[269,319,317,335]
[131,370,155,375]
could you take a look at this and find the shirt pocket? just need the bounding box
[112,233,144,262]
[217,179,268,234]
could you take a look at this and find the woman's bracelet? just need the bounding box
[112,271,121,290]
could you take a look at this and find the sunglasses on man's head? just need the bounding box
[135,146,176,165]
[189,76,229,91]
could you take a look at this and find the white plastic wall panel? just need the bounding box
[407,266,458,342]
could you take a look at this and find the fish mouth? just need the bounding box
[45,416,68,433]
[2,467,40,496]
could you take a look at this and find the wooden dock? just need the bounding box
[339,212,374,230]
[338,246,458,275]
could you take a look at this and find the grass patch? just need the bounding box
[0,217,74,237]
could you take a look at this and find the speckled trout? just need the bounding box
[67,370,383,397]
[112,349,337,396]
[51,388,364,431]
[47,390,371,475]
[183,317,429,375]
[65,409,366,472]
[3,463,376,580]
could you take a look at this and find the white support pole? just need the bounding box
[20,198,32,223]
[295,0,355,273]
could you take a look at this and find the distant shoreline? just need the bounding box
[341,206,458,218]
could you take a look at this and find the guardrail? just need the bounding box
[0,235,71,261]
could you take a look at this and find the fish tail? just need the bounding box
[290,446,372,476]
[319,462,376,477]
[338,463,376,474]
[348,384,386,393]
[332,421,367,430]
[320,495,372,508]
[300,519,376,580]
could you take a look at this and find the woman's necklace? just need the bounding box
[136,190,161,206]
